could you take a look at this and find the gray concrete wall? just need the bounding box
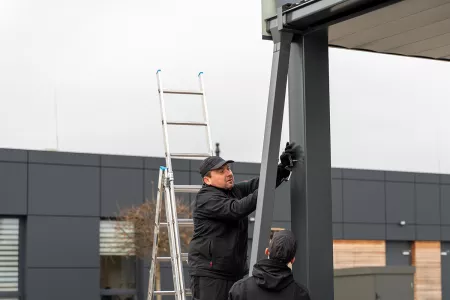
[1,148,450,299]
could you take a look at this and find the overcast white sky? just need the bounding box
[1,0,450,174]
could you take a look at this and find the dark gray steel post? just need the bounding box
[249,29,293,274]
[288,29,334,299]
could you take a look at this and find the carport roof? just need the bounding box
[266,0,450,62]
[329,0,450,62]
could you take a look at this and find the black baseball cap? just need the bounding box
[199,156,234,177]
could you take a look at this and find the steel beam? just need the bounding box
[249,29,293,274]
[266,0,400,35]
[288,28,334,299]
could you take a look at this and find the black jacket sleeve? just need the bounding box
[233,164,291,197]
[196,189,258,221]
[234,177,259,197]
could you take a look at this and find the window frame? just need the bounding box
[99,218,140,300]
[0,216,23,300]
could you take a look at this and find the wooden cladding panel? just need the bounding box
[333,240,386,269]
[412,241,441,300]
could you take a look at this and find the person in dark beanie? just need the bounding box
[227,230,310,300]
[188,142,303,300]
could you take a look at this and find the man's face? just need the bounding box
[203,164,234,189]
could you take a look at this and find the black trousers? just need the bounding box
[190,276,237,300]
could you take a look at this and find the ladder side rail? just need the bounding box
[198,72,214,156]
[164,170,184,300]
[167,172,187,299]
[147,167,166,300]
[156,70,174,171]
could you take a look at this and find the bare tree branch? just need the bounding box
[115,192,193,260]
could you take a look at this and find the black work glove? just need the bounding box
[279,142,303,170]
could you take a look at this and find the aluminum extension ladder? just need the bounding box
[147,70,214,300]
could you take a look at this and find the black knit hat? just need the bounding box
[199,156,234,177]
[269,230,297,264]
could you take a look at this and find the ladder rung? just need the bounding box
[157,253,188,262]
[154,290,192,296]
[161,89,203,95]
[166,121,207,126]
[170,153,211,158]
[174,185,202,193]
[160,219,193,227]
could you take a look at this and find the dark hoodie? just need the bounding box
[228,259,311,300]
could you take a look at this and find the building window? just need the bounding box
[333,240,386,269]
[0,218,20,300]
[100,220,137,300]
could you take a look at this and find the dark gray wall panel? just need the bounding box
[145,157,190,171]
[28,164,100,216]
[333,223,343,239]
[442,185,450,225]
[190,171,202,186]
[189,159,202,173]
[442,226,450,241]
[144,157,165,170]
[101,154,143,169]
[101,168,144,217]
[386,224,415,241]
[343,180,385,223]
[332,179,343,223]
[27,216,99,268]
[191,159,202,173]
[173,159,191,172]
[385,171,414,182]
[331,168,342,179]
[231,162,260,175]
[442,243,450,300]
[416,184,440,225]
[342,169,384,181]
[29,150,99,166]
[386,182,415,224]
[343,224,386,240]
[27,268,100,300]
[416,225,440,241]
[415,173,439,184]
[0,148,27,162]
[441,175,450,184]
[143,170,159,201]
[0,162,27,215]
[386,241,412,265]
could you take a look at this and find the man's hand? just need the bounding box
[280,142,303,170]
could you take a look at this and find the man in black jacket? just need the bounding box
[188,142,302,300]
[227,230,311,300]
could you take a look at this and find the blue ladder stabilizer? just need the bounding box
[160,166,167,171]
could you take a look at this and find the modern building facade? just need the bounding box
[1,147,450,300]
